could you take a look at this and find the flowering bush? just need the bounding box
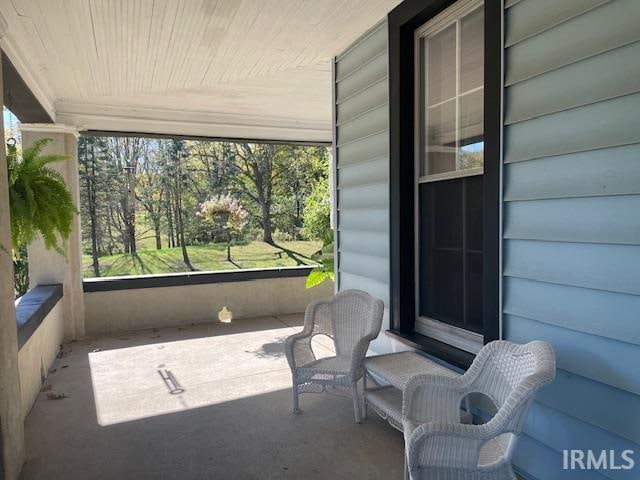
[199,195,248,262]
[199,195,248,235]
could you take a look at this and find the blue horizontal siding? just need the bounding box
[505,0,640,86]
[504,240,640,296]
[503,143,640,199]
[504,196,640,245]
[505,40,640,124]
[504,314,640,396]
[503,277,640,346]
[513,434,609,480]
[504,92,640,163]
[523,402,639,480]
[502,1,640,478]
[536,369,640,444]
[504,0,609,48]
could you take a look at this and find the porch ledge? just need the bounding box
[83,265,316,292]
[385,329,474,370]
[16,284,63,349]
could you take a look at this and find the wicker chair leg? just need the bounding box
[403,459,410,480]
[351,382,361,424]
[292,381,301,414]
[362,374,368,419]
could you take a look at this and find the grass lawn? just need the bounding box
[82,240,323,278]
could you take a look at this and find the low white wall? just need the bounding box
[84,276,334,335]
[18,302,64,419]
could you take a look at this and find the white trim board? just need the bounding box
[55,101,331,143]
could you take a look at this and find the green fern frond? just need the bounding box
[6,138,77,252]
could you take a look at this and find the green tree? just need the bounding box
[106,137,145,254]
[13,246,29,298]
[273,146,328,238]
[302,174,334,289]
[302,177,332,245]
[166,139,194,270]
[79,135,111,276]
[231,143,281,243]
[136,141,166,250]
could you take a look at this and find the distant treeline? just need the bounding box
[78,136,329,276]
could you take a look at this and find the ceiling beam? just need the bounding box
[82,129,331,147]
[56,101,332,143]
[0,7,55,122]
[1,52,53,124]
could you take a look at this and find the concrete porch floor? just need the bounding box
[20,314,404,479]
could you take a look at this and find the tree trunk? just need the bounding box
[166,201,175,248]
[128,220,137,254]
[153,218,162,250]
[261,202,273,244]
[125,148,137,254]
[177,206,193,270]
[180,233,191,268]
[173,201,181,247]
[174,153,194,271]
[90,205,100,276]
[87,146,100,277]
[106,212,114,255]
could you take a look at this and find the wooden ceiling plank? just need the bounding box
[7,0,400,138]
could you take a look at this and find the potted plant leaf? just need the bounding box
[5,138,77,295]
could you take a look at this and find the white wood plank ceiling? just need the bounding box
[0,0,400,141]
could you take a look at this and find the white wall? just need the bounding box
[21,127,86,341]
[84,276,333,335]
[17,302,64,419]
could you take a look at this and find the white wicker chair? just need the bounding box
[403,340,556,480]
[284,289,384,423]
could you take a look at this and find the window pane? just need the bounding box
[420,181,464,325]
[465,176,483,332]
[465,251,483,331]
[460,7,484,92]
[419,177,484,332]
[465,175,483,252]
[416,3,486,339]
[420,6,484,178]
[459,89,484,170]
[426,25,456,105]
[425,100,456,175]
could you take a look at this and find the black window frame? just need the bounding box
[388,0,501,369]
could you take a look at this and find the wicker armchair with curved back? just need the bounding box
[403,340,556,480]
[285,289,384,423]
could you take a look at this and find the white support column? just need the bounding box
[0,16,27,476]
[20,124,86,340]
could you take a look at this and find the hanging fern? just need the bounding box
[7,138,77,254]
